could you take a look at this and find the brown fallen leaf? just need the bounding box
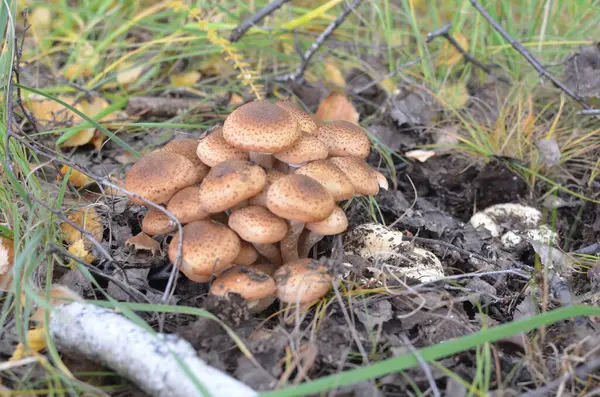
[170,71,201,87]
[56,165,94,188]
[315,92,359,124]
[323,59,346,91]
[61,208,103,249]
[125,232,160,256]
[116,62,144,85]
[68,238,95,266]
[0,236,14,290]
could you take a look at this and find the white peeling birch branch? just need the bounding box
[49,302,258,397]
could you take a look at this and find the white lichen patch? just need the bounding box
[478,203,542,231]
[344,223,444,283]
[470,213,501,237]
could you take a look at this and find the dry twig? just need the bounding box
[229,0,292,42]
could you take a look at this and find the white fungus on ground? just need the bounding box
[49,302,258,397]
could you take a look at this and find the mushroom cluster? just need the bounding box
[124,100,387,310]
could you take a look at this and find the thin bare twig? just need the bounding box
[520,356,600,397]
[470,0,597,112]
[229,0,292,42]
[276,0,362,83]
[426,23,510,85]
[352,57,423,95]
[400,335,441,397]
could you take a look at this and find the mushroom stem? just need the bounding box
[249,151,273,169]
[280,220,304,263]
[253,243,282,266]
[298,230,324,258]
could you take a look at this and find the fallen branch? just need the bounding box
[50,301,258,397]
[229,0,292,43]
[126,96,212,118]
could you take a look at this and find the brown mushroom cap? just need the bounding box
[168,220,241,277]
[141,207,176,236]
[198,160,267,213]
[228,205,289,244]
[223,101,301,153]
[0,237,14,289]
[234,241,259,266]
[210,265,276,302]
[294,159,355,201]
[274,258,333,304]
[305,206,348,235]
[196,127,249,167]
[315,120,370,158]
[329,157,381,195]
[275,100,322,134]
[163,137,210,183]
[249,168,285,207]
[249,263,279,277]
[266,174,335,223]
[166,185,210,224]
[125,151,198,205]
[273,133,328,165]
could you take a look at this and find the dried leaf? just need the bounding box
[116,62,144,85]
[535,138,561,167]
[26,95,81,126]
[61,129,95,148]
[30,7,52,35]
[90,131,107,151]
[315,92,359,124]
[68,239,95,266]
[125,232,160,256]
[438,33,469,66]
[61,208,103,248]
[0,236,14,289]
[10,327,47,361]
[170,71,201,87]
[229,93,244,106]
[405,149,436,162]
[323,59,346,90]
[437,82,470,109]
[57,165,94,188]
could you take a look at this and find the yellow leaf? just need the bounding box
[61,129,96,148]
[64,42,100,80]
[125,232,160,256]
[90,131,107,151]
[61,208,103,248]
[60,97,115,148]
[229,93,244,106]
[64,63,94,80]
[437,33,469,66]
[323,60,345,90]
[170,71,201,87]
[30,285,83,323]
[199,55,233,76]
[56,165,94,188]
[315,92,359,124]
[68,239,95,266]
[26,95,81,126]
[117,62,144,85]
[10,327,46,361]
[437,83,470,109]
[405,149,436,163]
[30,7,52,34]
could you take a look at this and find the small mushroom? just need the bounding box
[141,207,177,236]
[266,174,335,263]
[168,220,241,281]
[198,160,266,213]
[274,258,333,305]
[166,185,210,224]
[275,100,322,134]
[249,168,285,207]
[196,127,249,167]
[223,101,301,168]
[234,241,259,266]
[329,156,388,195]
[210,265,277,313]
[273,133,328,171]
[228,205,289,265]
[124,151,199,205]
[294,159,355,201]
[298,206,348,257]
[162,137,210,184]
[315,120,370,158]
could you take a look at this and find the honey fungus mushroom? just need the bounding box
[275,100,322,134]
[210,265,277,313]
[162,137,210,184]
[294,159,355,201]
[329,156,388,196]
[141,207,176,236]
[196,127,249,167]
[274,258,333,305]
[266,174,335,263]
[168,220,241,281]
[124,151,199,205]
[273,133,328,171]
[223,101,301,168]
[298,206,348,257]
[166,185,210,224]
[315,120,371,158]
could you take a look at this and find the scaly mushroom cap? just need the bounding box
[198,160,267,213]
[163,137,210,183]
[305,206,348,235]
[166,185,210,224]
[223,101,301,153]
[315,120,370,158]
[266,174,335,223]
[125,151,198,205]
[141,207,176,236]
[274,258,333,304]
[168,220,241,278]
[294,159,355,201]
[228,205,289,244]
[196,127,249,167]
[329,156,381,196]
[234,241,259,266]
[249,168,285,207]
[275,100,322,134]
[0,237,14,289]
[210,265,276,302]
[273,133,328,166]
